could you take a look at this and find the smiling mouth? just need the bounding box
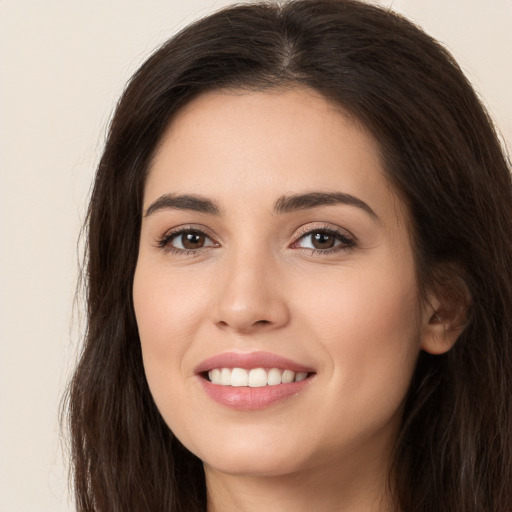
[197,354,316,409]
[205,367,313,387]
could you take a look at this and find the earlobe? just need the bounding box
[420,307,464,355]
[420,281,471,355]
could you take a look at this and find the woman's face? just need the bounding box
[133,88,437,479]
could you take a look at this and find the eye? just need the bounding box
[158,228,218,252]
[293,227,355,252]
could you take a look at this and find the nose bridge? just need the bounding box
[214,240,289,332]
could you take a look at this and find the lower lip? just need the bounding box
[198,377,313,410]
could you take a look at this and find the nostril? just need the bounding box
[215,318,272,330]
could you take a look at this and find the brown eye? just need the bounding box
[311,232,336,249]
[165,229,216,251]
[181,231,206,249]
[295,228,354,252]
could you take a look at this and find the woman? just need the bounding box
[67,0,512,510]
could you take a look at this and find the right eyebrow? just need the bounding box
[144,194,221,217]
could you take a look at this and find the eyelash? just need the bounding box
[291,225,356,255]
[157,225,218,255]
[156,225,356,256]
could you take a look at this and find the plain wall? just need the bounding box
[0,1,510,511]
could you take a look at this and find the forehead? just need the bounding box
[145,87,404,226]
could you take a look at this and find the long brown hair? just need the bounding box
[66,1,512,510]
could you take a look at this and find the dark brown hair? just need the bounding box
[67,1,512,510]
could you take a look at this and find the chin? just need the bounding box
[202,451,306,478]
[187,429,311,478]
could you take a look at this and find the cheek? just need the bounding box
[288,274,422,462]
[133,264,204,352]
[302,258,421,338]
[132,263,204,405]
[132,263,211,448]
[298,261,423,408]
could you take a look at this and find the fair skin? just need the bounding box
[133,88,457,512]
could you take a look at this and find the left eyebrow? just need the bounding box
[273,192,378,219]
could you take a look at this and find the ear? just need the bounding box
[420,276,471,355]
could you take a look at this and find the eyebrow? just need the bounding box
[145,194,221,217]
[144,191,378,219]
[274,192,378,219]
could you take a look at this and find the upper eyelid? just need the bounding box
[161,224,218,240]
[292,223,356,241]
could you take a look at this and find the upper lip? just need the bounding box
[194,351,316,374]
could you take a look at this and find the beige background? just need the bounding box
[0,1,510,511]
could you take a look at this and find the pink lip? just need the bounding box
[194,351,315,374]
[194,351,316,411]
[199,379,313,410]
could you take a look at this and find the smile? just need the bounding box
[208,367,309,387]
[195,352,316,410]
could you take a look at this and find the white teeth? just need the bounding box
[208,368,221,383]
[248,368,268,387]
[267,368,282,386]
[281,369,295,383]
[220,368,231,385]
[295,372,308,382]
[206,367,310,386]
[231,368,248,387]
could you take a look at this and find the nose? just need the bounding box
[213,249,290,334]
